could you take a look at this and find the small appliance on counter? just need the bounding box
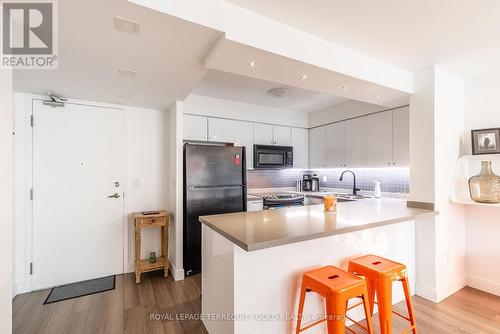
[311,173,320,192]
[302,174,312,191]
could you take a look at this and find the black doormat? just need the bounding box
[43,275,115,304]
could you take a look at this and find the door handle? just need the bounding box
[108,193,121,198]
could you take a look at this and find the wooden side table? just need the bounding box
[132,210,169,283]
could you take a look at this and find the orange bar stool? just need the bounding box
[295,265,374,334]
[348,255,417,334]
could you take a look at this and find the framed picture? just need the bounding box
[471,128,500,155]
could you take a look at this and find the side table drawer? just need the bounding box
[140,217,167,227]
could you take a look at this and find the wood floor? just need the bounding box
[13,271,500,334]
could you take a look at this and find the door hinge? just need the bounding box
[30,115,34,127]
[30,188,33,200]
[29,262,33,275]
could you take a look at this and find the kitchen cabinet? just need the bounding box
[344,117,366,167]
[247,197,263,211]
[392,107,410,166]
[309,126,326,168]
[183,114,207,141]
[326,122,345,168]
[233,120,254,169]
[291,128,309,169]
[273,125,292,146]
[253,123,291,146]
[208,118,234,143]
[253,123,274,145]
[366,111,393,167]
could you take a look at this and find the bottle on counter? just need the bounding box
[374,181,382,198]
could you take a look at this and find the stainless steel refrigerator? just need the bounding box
[183,143,247,276]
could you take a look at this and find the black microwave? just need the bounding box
[254,145,293,169]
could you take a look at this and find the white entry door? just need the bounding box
[32,100,125,289]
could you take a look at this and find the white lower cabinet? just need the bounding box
[291,128,309,169]
[247,198,263,211]
[233,121,254,169]
[208,118,234,143]
[326,122,345,168]
[309,127,326,168]
[183,114,207,141]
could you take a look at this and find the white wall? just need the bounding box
[168,101,185,281]
[463,74,500,296]
[0,69,13,334]
[433,67,466,299]
[184,94,308,128]
[125,106,169,269]
[13,93,170,294]
[308,100,384,128]
[410,66,466,302]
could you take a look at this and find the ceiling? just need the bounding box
[204,37,409,108]
[13,0,221,110]
[227,0,500,78]
[192,70,348,112]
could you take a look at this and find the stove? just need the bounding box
[261,192,305,209]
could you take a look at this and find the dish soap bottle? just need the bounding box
[373,181,382,198]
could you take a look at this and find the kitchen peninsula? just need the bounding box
[199,198,436,334]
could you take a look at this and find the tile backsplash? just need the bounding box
[247,168,410,194]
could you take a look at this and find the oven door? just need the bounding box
[254,145,293,169]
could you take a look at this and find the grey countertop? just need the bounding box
[200,198,437,252]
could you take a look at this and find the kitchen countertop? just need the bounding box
[199,198,437,252]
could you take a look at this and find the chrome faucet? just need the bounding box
[339,170,360,196]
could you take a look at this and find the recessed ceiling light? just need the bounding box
[267,87,292,98]
[341,85,349,90]
[249,61,256,68]
[118,68,137,76]
[300,74,308,80]
[114,16,140,34]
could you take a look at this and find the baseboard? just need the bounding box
[169,257,185,281]
[415,284,438,302]
[467,275,500,297]
[416,275,467,303]
[14,280,32,296]
[436,275,467,302]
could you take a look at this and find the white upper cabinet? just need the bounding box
[253,123,274,145]
[208,118,234,143]
[183,114,208,141]
[392,107,410,166]
[366,111,393,167]
[326,122,346,168]
[344,118,366,167]
[233,121,254,170]
[309,126,326,168]
[273,125,292,146]
[253,123,291,146]
[291,128,309,169]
